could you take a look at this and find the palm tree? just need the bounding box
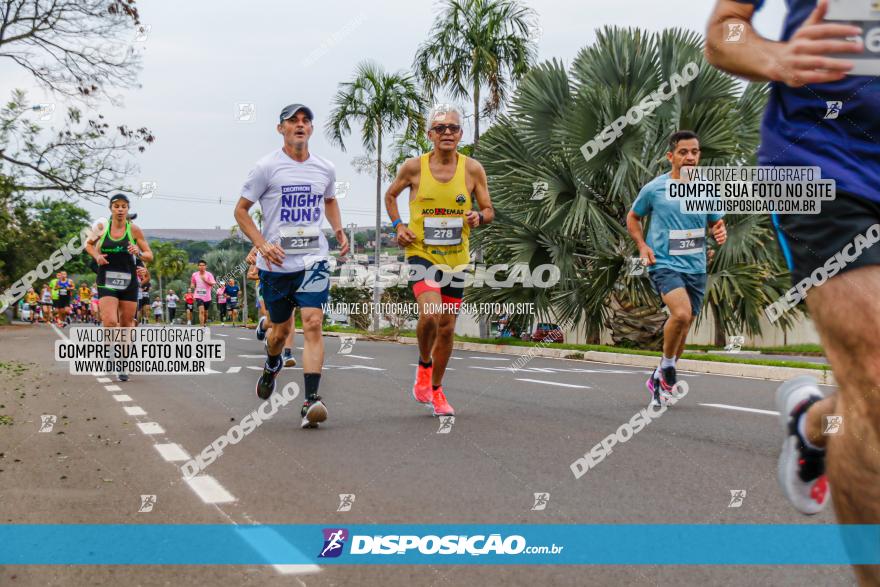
[150,241,188,322]
[469,27,799,348]
[387,129,433,178]
[414,0,537,154]
[326,60,425,330]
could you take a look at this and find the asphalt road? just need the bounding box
[0,322,854,586]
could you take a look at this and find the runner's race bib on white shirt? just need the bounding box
[58,288,67,295]
[668,227,705,256]
[105,271,132,290]
[279,225,321,254]
[423,217,463,246]
[195,288,207,297]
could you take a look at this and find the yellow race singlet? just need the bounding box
[406,152,471,269]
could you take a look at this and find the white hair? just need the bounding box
[426,104,463,132]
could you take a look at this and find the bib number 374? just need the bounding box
[668,228,705,256]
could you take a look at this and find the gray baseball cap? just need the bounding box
[279,103,314,123]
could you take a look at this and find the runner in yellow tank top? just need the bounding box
[406,151,471,270]
[385,105,495,418]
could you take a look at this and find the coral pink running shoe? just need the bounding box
[412,363,433,404]
[431,387,455,417]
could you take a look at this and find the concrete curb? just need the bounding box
[323,332,834,386]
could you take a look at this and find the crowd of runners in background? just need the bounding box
[15,271,246,327]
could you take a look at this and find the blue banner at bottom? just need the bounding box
[1,524,878,565]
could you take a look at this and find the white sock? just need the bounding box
[660,356,675,369]
[797,411,825,452]
[653,367,661,379]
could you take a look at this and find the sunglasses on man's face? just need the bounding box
[430,124,461,135]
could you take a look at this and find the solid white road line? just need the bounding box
[136,422,165,434]
[154,443,191,462]
[112,394,132,402]
[340,354,373,360]
[699,403,779,416]
[96,377,112,383]
[104,385,121,392]
[124,406,147,416]
[410,363,455,371]
[238,355,267,359]
[469,356,511,361]
[184,475,236,504]
[238,337,251,341]
[226,366,242,374]
[515,378,591,389]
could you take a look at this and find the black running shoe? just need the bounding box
[256,359,282,400]
[659,365,677,399]
[647,374,662,407]
[301,396,328,429]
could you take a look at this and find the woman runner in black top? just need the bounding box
[85,194,153,328]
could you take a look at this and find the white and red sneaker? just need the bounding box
[776,376,830,515]
[412,363,433,404]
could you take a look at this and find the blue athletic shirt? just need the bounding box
[632,173,724,275]
[736,0,880,201]
[224,284,240,301]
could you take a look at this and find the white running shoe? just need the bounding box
[255,316,268,341]
[301,398,327,429]
[775,376,830,515]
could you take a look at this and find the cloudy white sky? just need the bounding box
[1,0,787,230]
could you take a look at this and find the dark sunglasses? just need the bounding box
[430,124,461,135]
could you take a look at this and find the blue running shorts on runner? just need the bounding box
[259,261,330,323]
[649,268,707,316]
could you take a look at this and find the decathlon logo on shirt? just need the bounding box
[280,185,322,223]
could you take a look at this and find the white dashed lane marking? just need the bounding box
[137,422,165,435]
[515,378,591,389]
[700,403,779,416]
[154,443,191,462]
[185,475,236,504]
[340,354,373,360]
[50,321,311,576]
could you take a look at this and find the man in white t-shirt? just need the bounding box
[234,103,349,429]
[151,296,163,321]
[165,290,179,323]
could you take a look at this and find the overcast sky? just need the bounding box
[0,0,787,230]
